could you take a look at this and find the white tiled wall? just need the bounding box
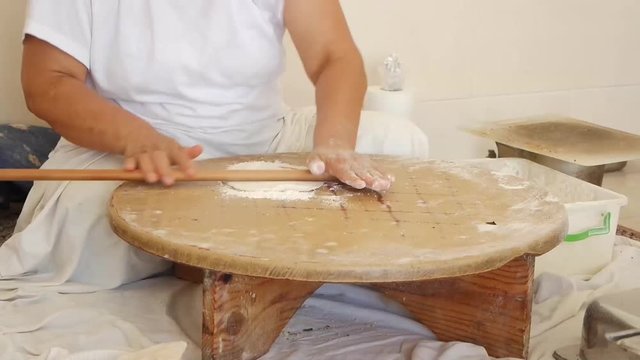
[282,0,640,160]
[411,85,640,159]
[0,1,39,125]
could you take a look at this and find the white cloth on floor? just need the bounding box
[0,277,498,360]
[529,236,640,360]
[0,276,197,360]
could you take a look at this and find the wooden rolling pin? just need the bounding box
[0,169,336,182]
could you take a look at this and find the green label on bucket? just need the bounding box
[564,212,611,243]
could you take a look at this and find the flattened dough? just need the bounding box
[224,161,324,192]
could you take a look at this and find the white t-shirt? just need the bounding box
[24,0,287,157]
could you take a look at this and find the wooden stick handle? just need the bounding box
[0,169,336,182]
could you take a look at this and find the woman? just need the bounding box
[0,0,428,289]
[0,1,432,357]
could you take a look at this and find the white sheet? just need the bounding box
[529,236,640,359]
[2,236,637,360]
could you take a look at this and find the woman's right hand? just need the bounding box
[123,131,203,186]
[22,35,203,186]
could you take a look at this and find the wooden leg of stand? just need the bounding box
[372,256,535,359]
[201,270,321,360]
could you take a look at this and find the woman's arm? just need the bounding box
[21,36,201,185]
[285,0,392,192]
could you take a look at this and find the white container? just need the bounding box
[363,86,415,119]
[467,158,628,277]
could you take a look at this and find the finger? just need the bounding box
[369,162,395,183]
[137,154,158,183]
[171,150,194,178]
[357,157,393,191]
[371,176,392,192]
[307,153,326,175]
[368,167,386,183]
[351,161,377,189]
[363,165,392,192]
[124,157,137,171]
[186,145,203,160]
[356,166,389,191]
[329,162,366,189]
[346,155,392,192]
[152,151,174,186]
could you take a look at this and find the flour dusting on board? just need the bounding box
[219,160,344,205]
[230,160,307,171]
[221,185,317,201]
[491,172,530,190]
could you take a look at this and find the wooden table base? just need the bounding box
[182,255,534,360]
[202,272,320,360]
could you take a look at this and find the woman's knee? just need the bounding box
[356,111,429,158]
[53,155,124,213]
[57,180,122,215]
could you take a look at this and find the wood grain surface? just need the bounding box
[202,270,320,360]
[466,116,640,166]
[199,256,535,360]
[372,255,535,359]
[109,153,568,282]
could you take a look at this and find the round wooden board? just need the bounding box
[109,153,568,283]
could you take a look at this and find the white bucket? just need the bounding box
[468,158,628,277]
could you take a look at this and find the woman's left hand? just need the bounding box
[307,148,394,192]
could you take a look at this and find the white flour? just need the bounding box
[220,160,326,202]
[220,186,318,201]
